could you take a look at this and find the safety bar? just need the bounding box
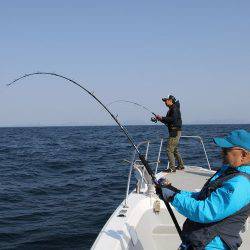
[123,135,211,207]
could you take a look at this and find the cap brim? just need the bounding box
[213,138,235,148]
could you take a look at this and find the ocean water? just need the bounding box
[0,124,249,250]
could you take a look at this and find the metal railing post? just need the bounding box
[180,135,211,170]
[124,150,137,207]
[199,137,211,170]
[145,141,150,160]
[155,138,163,174]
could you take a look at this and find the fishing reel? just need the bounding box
[151,117,157,123]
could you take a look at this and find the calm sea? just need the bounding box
[0,124,249,249]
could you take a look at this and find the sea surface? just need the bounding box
[0,124,249,250]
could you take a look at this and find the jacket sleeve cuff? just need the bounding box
[170,192,182,205]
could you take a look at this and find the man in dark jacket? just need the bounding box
[156,95,184,172]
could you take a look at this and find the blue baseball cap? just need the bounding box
[213,129,250,151]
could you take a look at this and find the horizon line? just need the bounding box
[0,123,249,129]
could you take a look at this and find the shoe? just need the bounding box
[163,168,176,173]
[176,166,185,170]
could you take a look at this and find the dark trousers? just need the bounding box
[166,131,184,170]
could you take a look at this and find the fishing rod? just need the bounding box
[107,99,159,123]
[6,72,183,239]
[107,99,156,116]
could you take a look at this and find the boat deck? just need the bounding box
[91,166,250,250]
[157,166,213,191]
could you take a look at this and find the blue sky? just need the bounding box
[0,1,249,126]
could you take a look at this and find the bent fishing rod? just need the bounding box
[107,99,159,123]
[107,99,156,116]
[6,72,182,239]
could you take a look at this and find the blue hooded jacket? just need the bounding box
[171,165,250,249]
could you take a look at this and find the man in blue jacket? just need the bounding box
[158,129,250,249]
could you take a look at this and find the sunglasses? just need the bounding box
[222,147,248,155]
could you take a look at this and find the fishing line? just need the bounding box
[107,99,159,124]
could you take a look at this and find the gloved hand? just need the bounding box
[155,115,162,121]
[161,185,180,201]
[156,177,180,202]
[158,177,171,186]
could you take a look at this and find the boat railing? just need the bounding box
[124,135,211,207]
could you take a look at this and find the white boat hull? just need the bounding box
[91,166,250,250]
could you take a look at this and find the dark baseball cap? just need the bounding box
[162,95,176,102]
